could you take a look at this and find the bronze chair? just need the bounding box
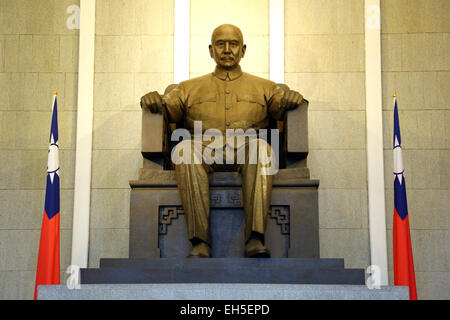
[129,84,320,259]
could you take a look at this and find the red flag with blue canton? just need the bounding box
[392,96,417,300]
[34,93,60,300]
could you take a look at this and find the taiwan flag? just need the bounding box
[34,93,60,300]
[392,95,417,300]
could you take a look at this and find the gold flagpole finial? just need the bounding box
[53,91,58,95]
[393,93,397,98]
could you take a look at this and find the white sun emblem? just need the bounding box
[47,133,60,183]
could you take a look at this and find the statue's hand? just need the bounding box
[281,89,304,111]
[140,91,164,114]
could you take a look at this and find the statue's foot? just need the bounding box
[187,242,211,258]
[245,239,270,258]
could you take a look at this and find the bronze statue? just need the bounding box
[140,24,303,258]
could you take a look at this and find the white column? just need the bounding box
[269,0,284,83]
[71,0,96,269]
[174,0,190,83]
[364,0,389,285]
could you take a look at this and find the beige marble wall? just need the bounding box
[89,0,174,267]
[285,0,369,269]
[381,0,449,300]
[0,0,79,299]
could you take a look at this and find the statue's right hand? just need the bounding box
[140,91,164,114]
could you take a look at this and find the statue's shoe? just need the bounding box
[187,242,211,258]
[245,239,271,258]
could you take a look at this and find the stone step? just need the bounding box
[81,258,364,285]
[99,258,345,270]
[38,284,410,300]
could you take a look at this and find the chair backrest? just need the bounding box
[141,84,309,170]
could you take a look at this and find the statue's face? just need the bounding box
[209,25,246,69]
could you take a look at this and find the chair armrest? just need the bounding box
[141,109,169,164]
[286,99,309,157]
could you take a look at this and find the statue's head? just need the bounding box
[209,24,246,70]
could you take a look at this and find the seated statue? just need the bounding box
[140,24,304,258]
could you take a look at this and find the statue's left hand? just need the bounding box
[281,89,304,111]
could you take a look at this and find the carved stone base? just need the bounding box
[158,206,290,258]
[129,176,319,259]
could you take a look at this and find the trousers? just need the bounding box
[172,138,276,245]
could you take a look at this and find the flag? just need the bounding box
[392,95,417,300]
[34,92,60,300]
